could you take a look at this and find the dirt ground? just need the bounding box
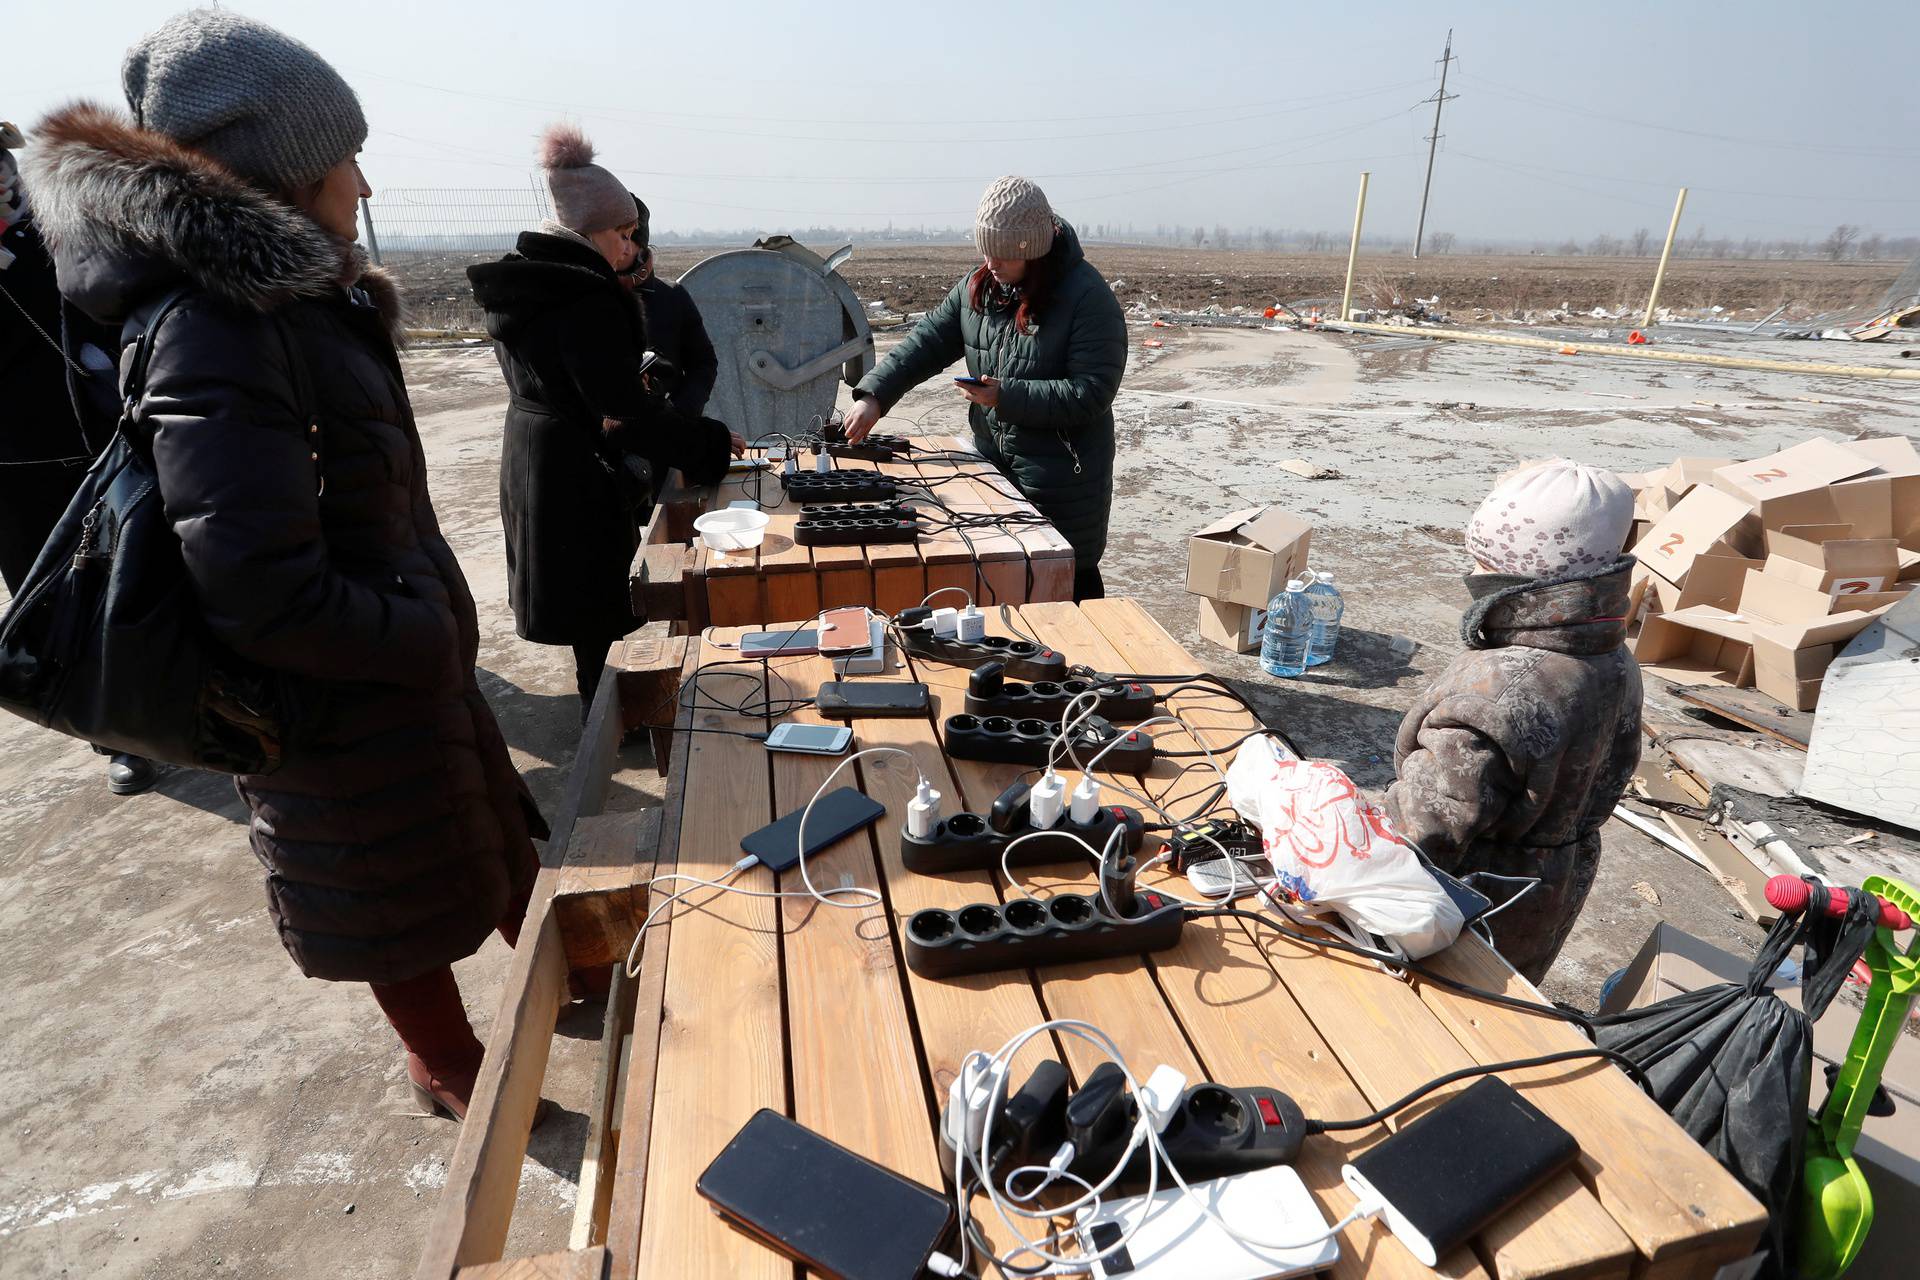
[2,318,1917,1277]
[391,245,1911,332]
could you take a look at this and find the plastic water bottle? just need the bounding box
[1259,578,1314,678]
[1304,571,1345,667]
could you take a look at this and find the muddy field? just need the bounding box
[389,244,1907,332]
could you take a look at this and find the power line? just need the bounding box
[1457,71,1920,160]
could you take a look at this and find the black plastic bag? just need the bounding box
[1591,886,1879,1278]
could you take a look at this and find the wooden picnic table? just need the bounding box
[421,600,1765,1280]
[631,436,1076,631]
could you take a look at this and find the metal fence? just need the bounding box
[362,187,553,331]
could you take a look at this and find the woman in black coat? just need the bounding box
[469,127,737,711]
[27,10,545,1121]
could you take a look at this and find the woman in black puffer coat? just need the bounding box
[468,126,737,710]
[26,10,544,1122]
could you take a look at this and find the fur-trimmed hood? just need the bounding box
[22,101,403,340]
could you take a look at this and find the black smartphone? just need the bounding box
[816,681,932,719]
[697,1109,955,1280]
[739,786,886,871]
[953,375,985,386]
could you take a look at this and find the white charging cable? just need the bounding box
[954,1018,1381,1276]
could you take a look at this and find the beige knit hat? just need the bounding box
[975,175,1055,260]
[539,124,633,236]
[1466,460,1635,578]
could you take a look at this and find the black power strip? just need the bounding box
[799,501,916,521]
[943,713,1156,773]
[963,661,1157,723]
[780,469,898,503]
[794,511,920,546]
[903,785,1145,874]
[903,891,1184,979]
[895,611,1068,681]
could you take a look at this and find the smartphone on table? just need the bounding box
[1186,856,1278,901]
[697,1109,956,1279]
[763,723,852,756]
[815,681,931,719]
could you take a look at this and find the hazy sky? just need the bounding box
[11,1,1918,244]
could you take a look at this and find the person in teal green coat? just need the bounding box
[844,177,1127,600]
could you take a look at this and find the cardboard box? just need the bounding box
[1631,485,1760,588]
[1633,606,1756,687]
[1643,550,1762,615]
[1656,456,1733,507]
[1848,439,1920,550]
[1185,507,1312,610]
[1741,568,1896,710]
[1763,525,1900,600]
[1712,439,1880,531]
[1197,596,1268,655]
[1601,923,1920,1280]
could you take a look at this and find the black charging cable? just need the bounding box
[1190,905,1602,1033]
[1305,1047,1652,1133]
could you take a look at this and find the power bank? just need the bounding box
[1075,1165,1338,1279]
[1341,1078,1577,1266]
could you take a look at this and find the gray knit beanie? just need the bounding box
[975,176,1056,261]
[122,9,366,193]
[539,125,633,236]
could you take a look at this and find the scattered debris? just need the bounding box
[1631,881,1662,906]
[1143,339,1163,349]
[1279,459,1343,480]
[1433,400,1478,412]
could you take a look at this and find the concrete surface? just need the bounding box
[1,321,1915,1277]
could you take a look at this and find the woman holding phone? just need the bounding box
[843,177,1126,600]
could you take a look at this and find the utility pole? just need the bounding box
[1412,29,1457,259]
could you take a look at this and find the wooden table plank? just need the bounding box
[633,630,790,1280]
[813,543,871,613]
[1074,599,1635,1280]
[756,509,822,625]
[603,639,700,1280]
[763,644,944,1187]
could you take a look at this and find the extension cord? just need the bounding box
[903,890,1184,979]
[899,784,1144,876]
[943,713,1156,774]
[965,662,1157,723]
[894,610,1069,681]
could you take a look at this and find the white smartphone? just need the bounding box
[1186,856,1277,901]
[764,723,853,756]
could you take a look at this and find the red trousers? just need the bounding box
[367,869,536,1080]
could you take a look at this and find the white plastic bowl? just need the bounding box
[693,508,771,553]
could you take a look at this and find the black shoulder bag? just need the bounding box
[0,290,309,774]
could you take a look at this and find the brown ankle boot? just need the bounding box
[404,1052,555,1129]
[406,1051,479,1120]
